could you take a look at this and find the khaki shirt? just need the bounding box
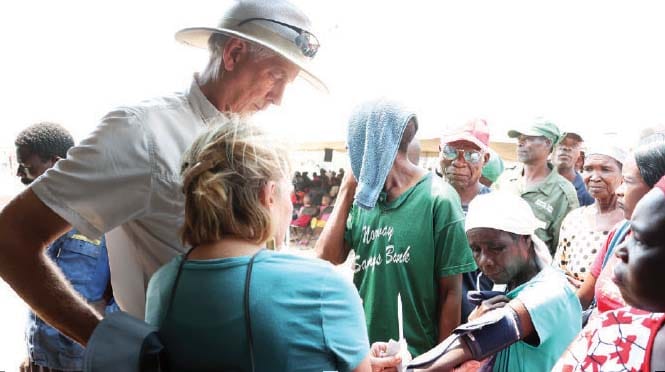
[494,163,579,253]
[31,78,228,317]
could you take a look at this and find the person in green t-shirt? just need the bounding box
[316,106,477,359]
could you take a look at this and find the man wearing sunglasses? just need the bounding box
[0,0,323,347]
[494,119,579,254]
[438,119,495,324]
[440,119,492,213]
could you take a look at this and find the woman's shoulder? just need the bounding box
[564,205,588,222]
[261,252,359,299]
[517,266,578,303]
[263,251,346,279]
[148,255,182,288]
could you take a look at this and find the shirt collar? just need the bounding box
[537,163,560,195]
[187,75,230,127]
[378,173,431,210]
[518,163,558,195]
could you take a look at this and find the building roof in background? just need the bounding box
[294,138,518,161]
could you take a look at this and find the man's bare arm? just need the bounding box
[315,173,356,265]
[438,274,462,341]
[0,189,102,345]
[412,299,535,371]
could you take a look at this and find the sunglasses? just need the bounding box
[237,18,319,58]
[441,144,483,164]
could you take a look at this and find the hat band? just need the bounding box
[237,17,319,58]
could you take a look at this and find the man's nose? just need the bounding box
[268,82,288,107]
[477,251,493,271]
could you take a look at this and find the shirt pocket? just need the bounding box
[55,238,102,287]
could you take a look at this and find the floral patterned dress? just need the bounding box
[553,306,665,371]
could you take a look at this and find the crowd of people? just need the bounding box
[289,169,343,246]
[1,1,665,371]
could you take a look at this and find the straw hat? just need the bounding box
[175,0,327,92]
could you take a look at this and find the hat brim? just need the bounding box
[509,129,550,138]
[508,129,525,138]
[175,27,328,93]
[441,134,488,151]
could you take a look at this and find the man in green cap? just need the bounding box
[494,118,579,254]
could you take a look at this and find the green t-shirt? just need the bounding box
[493,266,582,372]
[344,173,477,356]
[494,164,579,253]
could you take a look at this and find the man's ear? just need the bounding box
[222,38,248,72]
[48,155,62,167]
[575,154,584,170]
[483,152,491,164]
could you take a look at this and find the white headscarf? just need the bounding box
[466,192,552,267]
[585,139,628,165]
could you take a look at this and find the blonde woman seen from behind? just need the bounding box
[144,121,371,371]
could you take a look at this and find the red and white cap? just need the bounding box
[441,119,490,151]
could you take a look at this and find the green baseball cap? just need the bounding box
[507,118,561,145]
[481,148,505,183]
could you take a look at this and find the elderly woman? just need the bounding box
[378,192,581,372]
[576,133,665,319]
[553,176,665,371]
[553,143,626,286]
[144,122,371,371]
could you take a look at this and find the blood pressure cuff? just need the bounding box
[407,306,521,369]
[455,306,522,360]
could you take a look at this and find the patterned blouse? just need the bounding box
[553,306,665,371]
[554,206,610,282]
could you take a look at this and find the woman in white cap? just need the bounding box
[576,133,665,322]
[401,192,581,372]
[553,142,627,287]
[144,121,370,371]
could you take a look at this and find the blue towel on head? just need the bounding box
[347,99,417,209]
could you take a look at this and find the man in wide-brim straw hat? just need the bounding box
[0,0,325,348]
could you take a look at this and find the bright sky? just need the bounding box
[2,0,665,149]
